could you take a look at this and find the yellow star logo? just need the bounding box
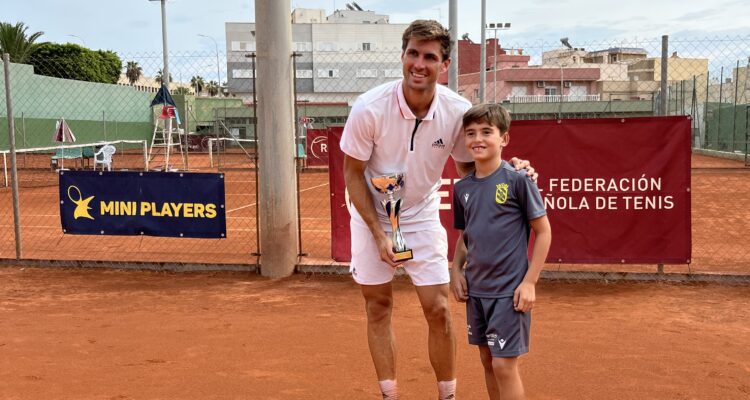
[68,186,95,220]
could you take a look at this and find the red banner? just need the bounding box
[330,116,692,264]
[306,128,329,167]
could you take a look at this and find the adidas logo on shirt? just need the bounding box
[431,138,446,149]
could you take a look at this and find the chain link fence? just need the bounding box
[1,51,258,269]
[1,33,749,281]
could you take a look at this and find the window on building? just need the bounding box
[318,69,339,78]
[233,69,254,79]
[383,69,402,78]
[356,69,378,78]
[545,87,557,96]
[296,70,313,79]
[362,42,371,51]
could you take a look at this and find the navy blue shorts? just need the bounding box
[466,296,530,358]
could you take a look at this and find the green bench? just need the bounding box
[51,146,96,169]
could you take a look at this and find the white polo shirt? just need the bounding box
[341,79,473,232]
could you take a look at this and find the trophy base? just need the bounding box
[393,249,413,262]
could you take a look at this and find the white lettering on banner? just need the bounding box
[548,175,662,193]
[543,174,676,211]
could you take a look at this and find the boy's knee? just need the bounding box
[479,347,494,371]
[491,356,518,379]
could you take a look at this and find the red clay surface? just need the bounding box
[0,266,748,399]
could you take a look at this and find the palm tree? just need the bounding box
[190,75,205,95]
[125,61,142,85]
[155,69,172,85]
[206,80,219,97]
[0,22,44,63]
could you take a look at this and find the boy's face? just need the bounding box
[463,121,509,163]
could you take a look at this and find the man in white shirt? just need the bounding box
[341,20,535,399]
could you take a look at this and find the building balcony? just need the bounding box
[507,94,601,103]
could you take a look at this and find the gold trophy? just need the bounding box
[370,173,413,262]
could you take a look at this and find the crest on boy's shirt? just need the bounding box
[495,183,509,204]
[463,193,469,204]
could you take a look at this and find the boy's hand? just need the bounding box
[513,281,536,313]
[509,157,538,183]
[450,269,468,302]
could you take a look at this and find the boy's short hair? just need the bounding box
[402,20,451,61]
[462,103,512,134]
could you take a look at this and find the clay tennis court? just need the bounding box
[0,266,748,399]
[2,152,748,276]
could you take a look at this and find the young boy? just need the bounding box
[450,103,551,399]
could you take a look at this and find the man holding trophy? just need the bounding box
[341,20,535,399]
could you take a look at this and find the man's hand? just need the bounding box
[513,281,536,313]
[375,232,400,268]
[450,268,468,302]
[509,157,538,183]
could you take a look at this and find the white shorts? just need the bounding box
[349,221,449,286]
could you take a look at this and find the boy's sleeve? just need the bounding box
[453,184,466,230]
[516,174,547,220]
[340,97,374,161]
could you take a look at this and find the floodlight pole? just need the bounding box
[486,23,511,103]
[479,0,486,102]
[448,0,457,91]
[150,0,170,90]
[198,34,222,90]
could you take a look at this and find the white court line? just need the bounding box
[227,182,329,214]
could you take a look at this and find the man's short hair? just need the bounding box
[402,20,451,61]
[463,103,512,134]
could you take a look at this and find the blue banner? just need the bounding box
[59,171,226,238]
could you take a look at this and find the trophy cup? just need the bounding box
[370,173,413,262]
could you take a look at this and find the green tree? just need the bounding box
[29,43,122,83]
[206,80,219,96]
[0,22,45,63]
[174,86,191,95]
[155,68,172,85]
[125,61,142,85]
[190,75,205,95]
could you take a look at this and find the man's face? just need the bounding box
[401,39,450,93]
[464,121,509,163]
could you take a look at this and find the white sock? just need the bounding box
[437,379,457,400]
[379,379,399,399]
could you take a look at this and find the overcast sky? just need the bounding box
[4,0,748,53]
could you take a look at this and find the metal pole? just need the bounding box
[159,0,170,91]
[198,34,222,89]
[659,35,668,115]
[733,60,740,152]
[719,67,724,148]
[3,53,23,259]
[704,71,710,147]
[255,0,299,277]
[479,0,486,103]
[493,29,497,103]
[250,52,260,258]
[448,0,458,92]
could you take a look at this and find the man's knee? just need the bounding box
[491,357,518,380]
[422,299,451,329]
[364,294,393,324]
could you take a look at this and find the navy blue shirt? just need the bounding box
[453,161,547,298]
